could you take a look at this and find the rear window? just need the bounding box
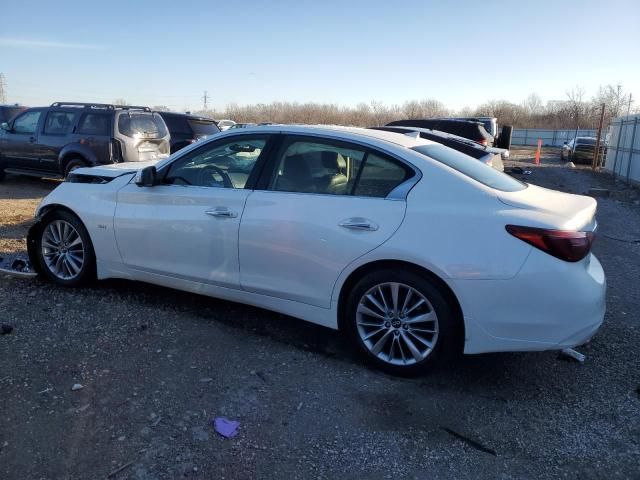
[412,144,526,192]
[118,112,168,138]
[189,119,220,136]
[576,138,596,145]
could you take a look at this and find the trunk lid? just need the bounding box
[498,183,597,231]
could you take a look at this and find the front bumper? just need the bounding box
[454,250,606,354]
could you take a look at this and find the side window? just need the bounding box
[271,140,366,195]
[164,136,268,189]
[12,111,42,134]
[353,153,411,198]
[43,111,76,135]
[163,115,191,134]
[77,113,110,135]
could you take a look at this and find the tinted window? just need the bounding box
[118,113,168,138]
[413,144,526,192]
[77,113,111,135]
[189,119,220,136]
[162,115,191,134]
[576,138,596,145]
[165,136,268,189]
[353,153,412,198]
[12,110,41,134]
[43,111,76,135]
[271,140,366,195]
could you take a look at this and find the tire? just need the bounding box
[64,158,88,178]
[344,269,460,376]
[34,209,96,287]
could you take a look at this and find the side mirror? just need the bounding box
[0,122,10,132]
[134,166,157,187]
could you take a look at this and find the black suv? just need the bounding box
[386,119,494,146]
[0,102,170,179]
[156,111,220,153]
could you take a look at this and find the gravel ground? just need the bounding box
[1,150,639,479]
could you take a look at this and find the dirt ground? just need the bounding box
[1,149,639,479]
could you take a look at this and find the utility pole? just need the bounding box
[0,73,6,104]
[592,103,606,171]
[202,91,209,110]
[627,93,633,116]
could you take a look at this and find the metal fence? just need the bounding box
[603,114,640,185]
[511,128,598,147]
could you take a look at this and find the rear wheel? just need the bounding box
[34,210,96,287]
[344,269,459,376]
[64,158,88,178]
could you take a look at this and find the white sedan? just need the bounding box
[26,126,606,375]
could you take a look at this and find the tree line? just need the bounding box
[146,83,633,129]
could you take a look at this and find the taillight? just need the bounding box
[110,138,123,163]
[478,139,488,146]
[506,225,595,262]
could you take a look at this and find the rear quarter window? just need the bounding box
[412,144,526,192]
[189,120,220,135]
[77,113,111,135]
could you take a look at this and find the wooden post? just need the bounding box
[593,103,606,170]
[535,139,542,165]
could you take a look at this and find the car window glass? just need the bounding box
[43,111,76,135]
[271,140,366,195]
[77,113,110,135]
[165,136,268,189]
[13,111,41,134]
[163,115,191,134]
[413,144,526,192]
[118,113,168,138]
[353,153,412,198]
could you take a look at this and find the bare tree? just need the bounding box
[152,105,171,112]
[112,98,128,106]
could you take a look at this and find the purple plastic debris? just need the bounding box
[213,417,240,438]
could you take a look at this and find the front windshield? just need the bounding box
[412,144,526,192]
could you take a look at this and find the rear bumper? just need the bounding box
[455,251,606,354]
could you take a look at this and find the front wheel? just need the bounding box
[344,269,460,376]
[34,210,96,287]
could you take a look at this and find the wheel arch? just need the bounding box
[336,259,465,346]
[27,203,96,278]
[58,145,96,172]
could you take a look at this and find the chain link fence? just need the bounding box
[603,114,640,185]
[511,128,598,147]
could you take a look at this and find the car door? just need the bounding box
[1,109,44,170]
[113,134,273,287]
[38,110,78,172]
[239,135,414,308]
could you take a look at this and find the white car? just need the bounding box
[26,126,606,375]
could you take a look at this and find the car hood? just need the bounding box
[498,183,597,231]
[73,161,158,179]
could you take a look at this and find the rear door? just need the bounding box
[238,135,413,308]
[38,109,78,172]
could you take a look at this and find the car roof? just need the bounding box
[226,124,437,149]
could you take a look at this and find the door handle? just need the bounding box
[205,207,238,218]
[339,218,379,231]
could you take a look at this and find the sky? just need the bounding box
[1,0,639,112]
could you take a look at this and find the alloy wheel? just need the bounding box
[356,282,439,366]
[41,220,85,280]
